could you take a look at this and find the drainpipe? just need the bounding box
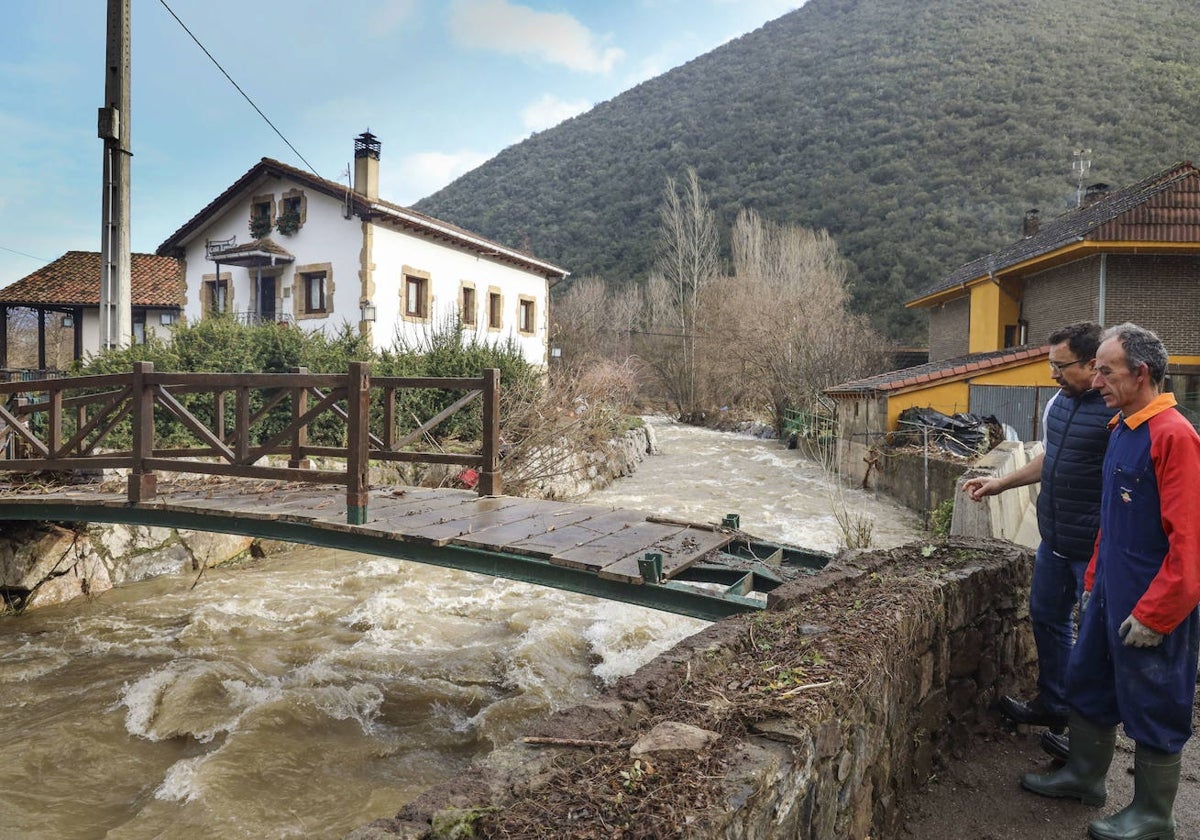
[1097,254,1107,325]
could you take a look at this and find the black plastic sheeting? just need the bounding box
[892,407,1004,457]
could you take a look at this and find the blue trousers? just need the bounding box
[1067,574,1200,753]
[1029,541,1088,715]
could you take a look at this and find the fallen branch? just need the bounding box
[522,736,634,749]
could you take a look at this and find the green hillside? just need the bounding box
[414,0,1200,342]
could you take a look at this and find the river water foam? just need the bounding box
[0,417,922,839]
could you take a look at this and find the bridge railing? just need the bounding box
[0,362,501,523]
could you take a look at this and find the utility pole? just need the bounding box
[98,0,132,352]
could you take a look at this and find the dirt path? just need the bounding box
[900,703,1200,839]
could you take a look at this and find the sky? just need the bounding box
[0,0,803,283]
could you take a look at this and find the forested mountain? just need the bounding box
[414,0,1200,343]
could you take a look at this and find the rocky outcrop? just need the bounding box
[0,520,257,612]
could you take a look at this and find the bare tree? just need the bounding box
[551,276,640,372]
[711,209,887,431]
[643,168,720,421]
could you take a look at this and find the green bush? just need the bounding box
[68,318,536,452]
[929,498,955,537]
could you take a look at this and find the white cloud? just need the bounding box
[449,0,624,74]
[387,149,493,204]
[521,94,590,134]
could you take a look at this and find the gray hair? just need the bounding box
[1102,322,1169,385]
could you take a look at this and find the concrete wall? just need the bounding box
[347,537,1036,840]
[950,440,1041,549]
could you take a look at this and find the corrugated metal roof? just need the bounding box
[825,345,1048,396]
[0,251,184,307]
[912,161,1200,302]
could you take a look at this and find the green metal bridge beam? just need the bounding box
[0,503,764,621]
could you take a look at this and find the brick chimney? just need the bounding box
[1082,182,1110,207]
[353,131,380,201]
[1023,208,1040,237]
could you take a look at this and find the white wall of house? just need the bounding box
[174,173,551,366]
[370,223,549,365]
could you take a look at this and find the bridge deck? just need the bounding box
[0,481,800,618]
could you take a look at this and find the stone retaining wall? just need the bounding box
[348,537,1036,839]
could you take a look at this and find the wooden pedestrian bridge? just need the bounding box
[0,365,827,620]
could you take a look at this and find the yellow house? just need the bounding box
[825,161,1200,485]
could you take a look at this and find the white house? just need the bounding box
[156,132,568,365]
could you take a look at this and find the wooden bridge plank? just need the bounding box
[402,498,568,546]
[449,506,603,553]
[353,493,508,538]
[551,521,688,572]
[598,527,736,583]
[506,509,651,557]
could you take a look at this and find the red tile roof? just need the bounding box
[911,161,1200,304]
[825,345,1048,396]
[0,251,184,307]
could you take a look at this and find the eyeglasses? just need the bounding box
[1048,358,1087,374]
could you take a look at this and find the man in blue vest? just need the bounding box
[963,322,1111,759]
[1021,322,1200,839]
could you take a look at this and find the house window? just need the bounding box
[250,198,273,239]
[488,290,502,330]
[404,273,430,320]
[277,192,304,235]
[204,276,229,316]
[302,271,327,314]
[292,263,332,321]
[518,296,536,334]
[461,284,476,326]
[132,310,146,345]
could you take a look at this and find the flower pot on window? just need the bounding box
[276,210,301,236]
[249,215,271,239]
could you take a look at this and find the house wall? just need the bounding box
[967,280,1021,354]
[927,297,970,361]
[370,221,549,365]
[1104,254,1200,355]
[1020,256,1101,343]
[174,175,551,366]
[79,308,177,360]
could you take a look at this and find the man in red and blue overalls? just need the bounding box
[1021,322,1200,840]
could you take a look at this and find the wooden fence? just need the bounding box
[0,362,501,523]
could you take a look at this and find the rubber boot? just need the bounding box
[1020,713,1115,806]
[1087,744,1180,840]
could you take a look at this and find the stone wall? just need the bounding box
[870,450,967,519]
[347,537,1035,840]
[0,521,259,611]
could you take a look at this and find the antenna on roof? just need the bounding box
[1073,149,1093,208]
[342,163,353,220]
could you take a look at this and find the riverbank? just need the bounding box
[346,537,1037,839]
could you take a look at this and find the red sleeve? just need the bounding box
[1132,413,1200,634]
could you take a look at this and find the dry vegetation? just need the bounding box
[551,168,888,434]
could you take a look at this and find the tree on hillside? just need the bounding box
[641,168,720,421]
[706,210,886,432]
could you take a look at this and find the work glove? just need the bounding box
[1118,614,1163,648]
[1080,590,1091,614]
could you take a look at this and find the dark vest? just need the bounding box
[1036,389,1112,559]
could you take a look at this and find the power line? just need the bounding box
[157,0,320,177]
[0,245,51,264]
